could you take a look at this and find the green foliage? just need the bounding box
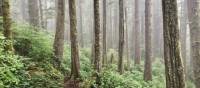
[0,33,25,88]
[61,46,93,79]
[1,24,64,88]
[81,60,166,88]
[98,63,165,88]
[1,21,194,88]
[12,23,54,61]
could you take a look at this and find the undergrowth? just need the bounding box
[0,21,195,88]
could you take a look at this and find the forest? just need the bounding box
[0,0,199,88]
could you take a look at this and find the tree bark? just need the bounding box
[93,0,101,85]
[187,0,200,87]
[180,0,187,78]
[0,0,3,16]
[78,0,84,48]
[3,0,13,52]
[28,0,40,28]
[102,0,107,67]
[39,0,45,28]
[94,0,101,73]
[162,0,186,88]
[144,0,152,81]
[53,0,65,69]
[134,0,141,65]
[64,0,81,87]
[125,8,130,70]
[118,0,124,74]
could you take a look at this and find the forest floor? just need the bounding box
[0,22,195,88]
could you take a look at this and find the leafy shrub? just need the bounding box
[12,23,54,61]
[61,46,93,79]
[81,59,166,88]
[0,33,26,88]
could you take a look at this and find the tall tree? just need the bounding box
[0,0,2,16]
[187,0,200,87]
[118,0,124,74]
[78,0,84,48]
[3,0,13,52]
[102,0,107,67]
[144,0,152,81]
[28,0,40,28]
[94,0,101,74]
[64,0,80,87]
[125,8,130,70]
[39,0,45,28]
[162,0,186,88]
[134,0,141,65]
[180,0,187,76]
[20,0,28,22]
[53,0,65,69]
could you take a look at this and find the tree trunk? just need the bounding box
[64,0,81,87]
[102,0,107,67]
[93,0,101,72]
[144,0,152,81]
[28,0,40,28]
[53,0,65,70]
[125,8,130,70]
[39,0,45,28]
[134,0,141,65]
[0,0,3,16]
[162,0,186,88]
[79,0,84,48]
[20,0,28,22]
[118,0,124,74]
[187,0,200,87]
[3,0,13,52]
[93,0,101,85]
[180,0,187,78]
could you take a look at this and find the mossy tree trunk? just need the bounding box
[187,0,200,87]
[64,0,80,87]
[93,0,101,85]
[53,0,65,70]
[162,0,186,88]
[3,0,13,52]
[144,0,152,81]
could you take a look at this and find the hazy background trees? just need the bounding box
[3,0,199,87]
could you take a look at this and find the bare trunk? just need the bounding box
[39,0,44,28]
[187,0,200,87]
[0,0,2,16]
[180,0,187,77]
[79,0,84,48]
[162,0,186,88]
[102,0,107,67]
[144,0,152,81]
[93,0,101,85]
[118,0,124,74]
[125,8,130,70]
[28,0,40,28]
[53,0,65,69]
[64,0,81,87]
[134,0,141,65]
